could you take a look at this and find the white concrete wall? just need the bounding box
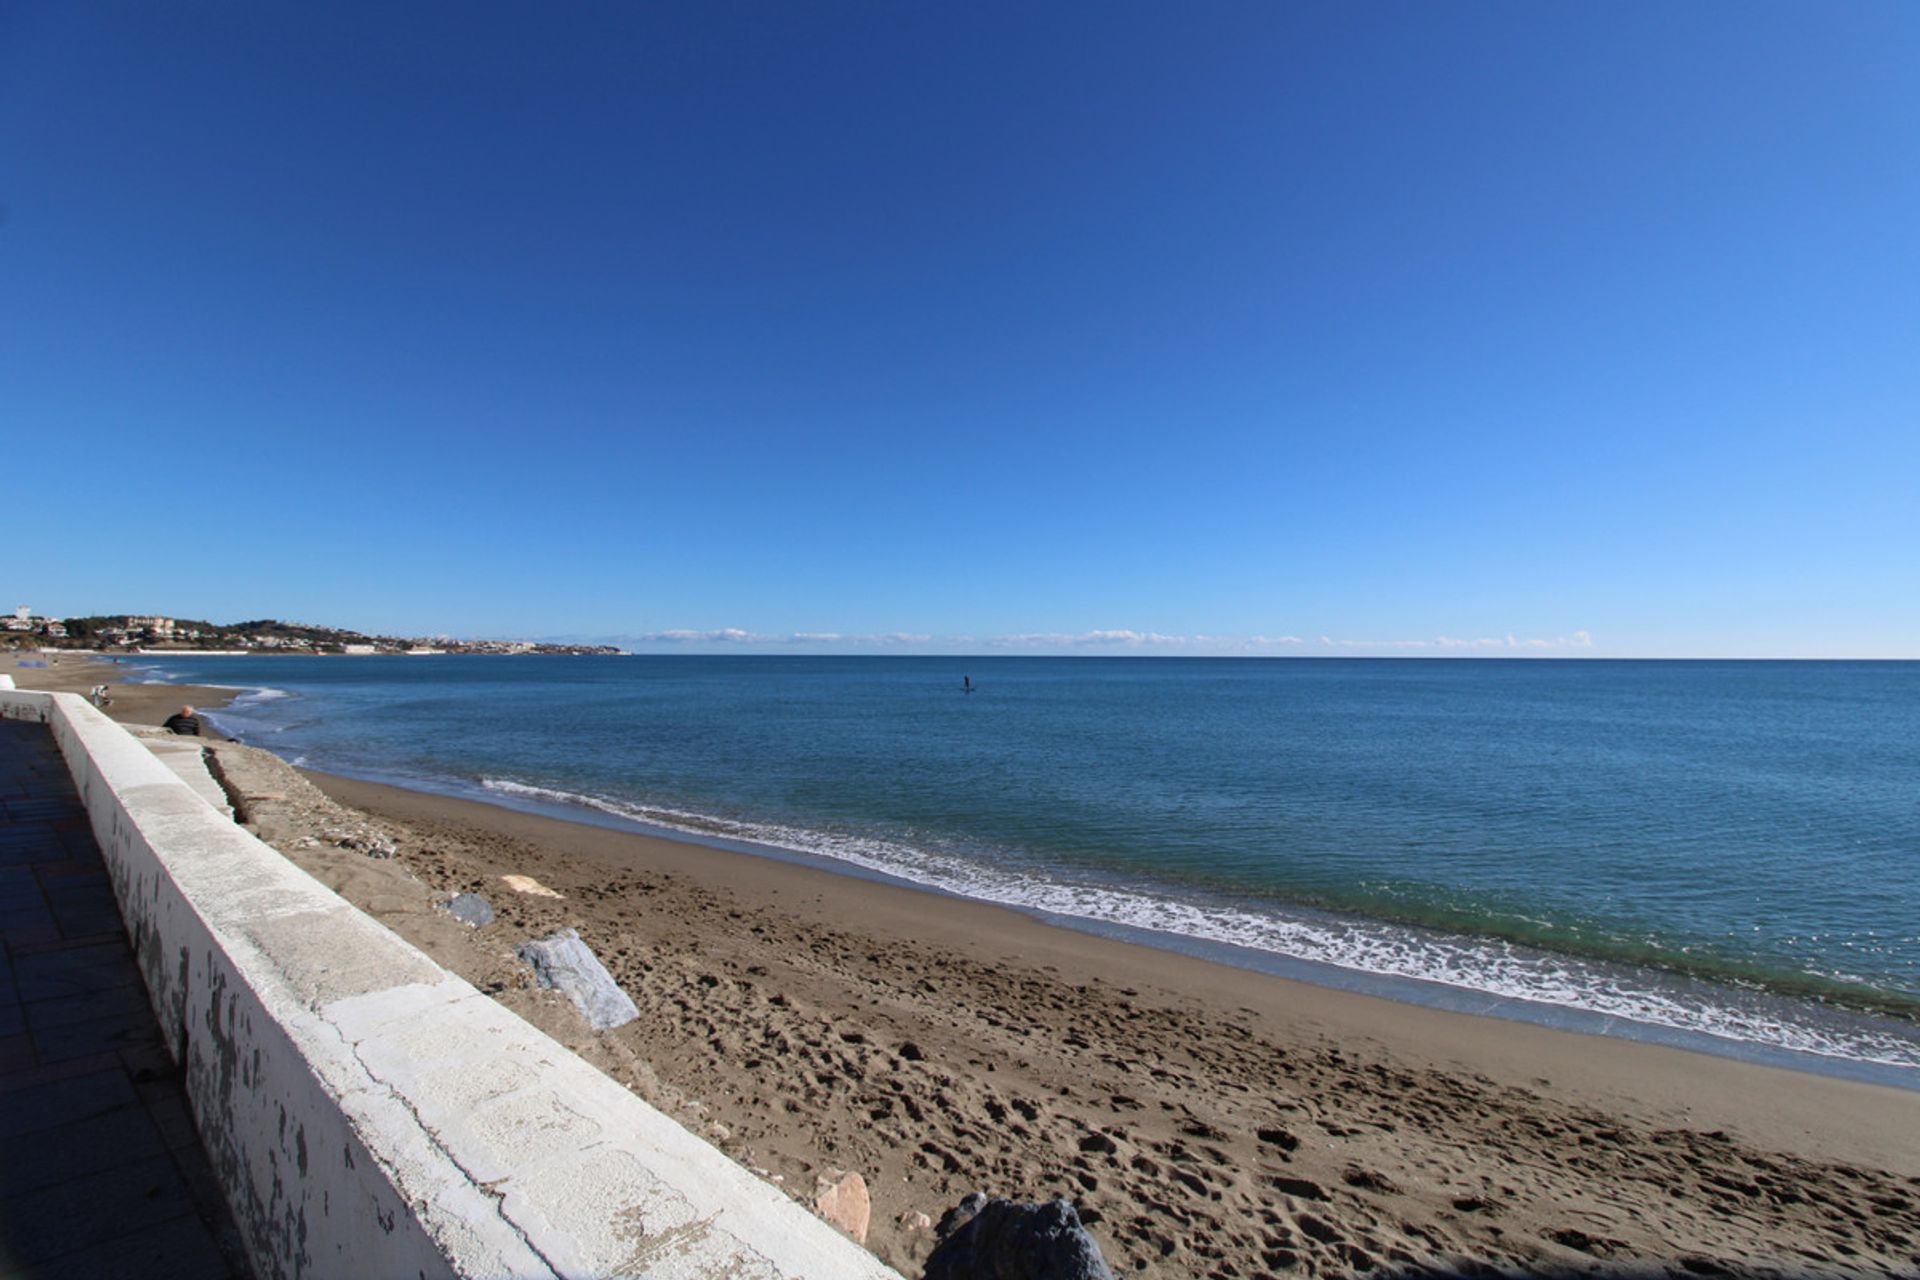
[0,690,902,1280]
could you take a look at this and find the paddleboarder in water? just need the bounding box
[963,674,974,694]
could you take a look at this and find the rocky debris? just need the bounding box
[501,873,564,899]
[813,1170,871,1244]
[203,743,424,865]
[336,833,397,858]
[516,928,639,1031]
[924,1194,1114,1280]
[203,740,357,846]
[442,892,495,927]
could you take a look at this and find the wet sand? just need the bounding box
[12,651,1920,1275]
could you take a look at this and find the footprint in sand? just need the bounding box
[1270,1176,1328,1202]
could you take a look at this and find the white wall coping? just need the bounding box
[0,689,902,1280]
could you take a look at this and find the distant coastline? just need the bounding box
[2,609,624,657]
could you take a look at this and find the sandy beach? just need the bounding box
[10,652,1920,1276]
[1,650,237,732]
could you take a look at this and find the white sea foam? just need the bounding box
[479,778,1920,1072]
[226,686,294,706]
[196,686,303,744]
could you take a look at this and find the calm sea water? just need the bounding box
[135,655,1920,1082]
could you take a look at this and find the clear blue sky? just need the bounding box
[3,3,1915,656]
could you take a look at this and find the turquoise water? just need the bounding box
[137,655,1920,1081]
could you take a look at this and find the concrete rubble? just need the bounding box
[814,1169,872,1244]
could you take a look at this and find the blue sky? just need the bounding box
[2,3,1914,656]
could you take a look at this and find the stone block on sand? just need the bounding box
[516,928,639,1031]
[443,892,495,927]
[924,1194,1114,1280]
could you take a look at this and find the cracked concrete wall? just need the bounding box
[1,691,903,1280]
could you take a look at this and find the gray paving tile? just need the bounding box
[0,1152,197,1267]
[0,815,50,833]
[49,903,128,938]
[0,1050,126,1094]
[32,1012,164,1066]
[11,947,141,1001]
[0,924,63,954]
[0,1098,165,1196]
[42,882,116,910]
[0,1205,243,1280]
[10,943,129,976]
[12,929,124,957]
[25,983,155,1035]
[0,904,56,932]
[0,1067,136,1137]
[32,860,105,882]
[57,827,108,858]
[0,800,82,822]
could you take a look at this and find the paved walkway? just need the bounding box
[0,719,251,1279]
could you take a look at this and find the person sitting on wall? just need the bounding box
[162,705,202,736]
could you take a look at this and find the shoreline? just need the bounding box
[16,650,1918,1086]
[310,768,1920,1173]
[16,650,1920,1271]
[345,760,1920,1092]
[302,764,1920,1273]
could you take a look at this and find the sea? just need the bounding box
[128,654,1920,1087]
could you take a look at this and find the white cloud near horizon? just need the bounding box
[639,628,769,644]
[1323,630,1595,651]
[630,628,934,647]
[618,628,1591,653]
[984,631,1306,649]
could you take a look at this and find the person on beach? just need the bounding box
[162,705,202,736]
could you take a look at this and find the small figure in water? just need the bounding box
[963,674,974,694]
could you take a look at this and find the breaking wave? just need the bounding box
[479,777,1920,1073]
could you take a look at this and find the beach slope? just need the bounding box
[287,759,1920,1276]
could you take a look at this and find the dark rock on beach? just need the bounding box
[923,1194,1114,1280]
